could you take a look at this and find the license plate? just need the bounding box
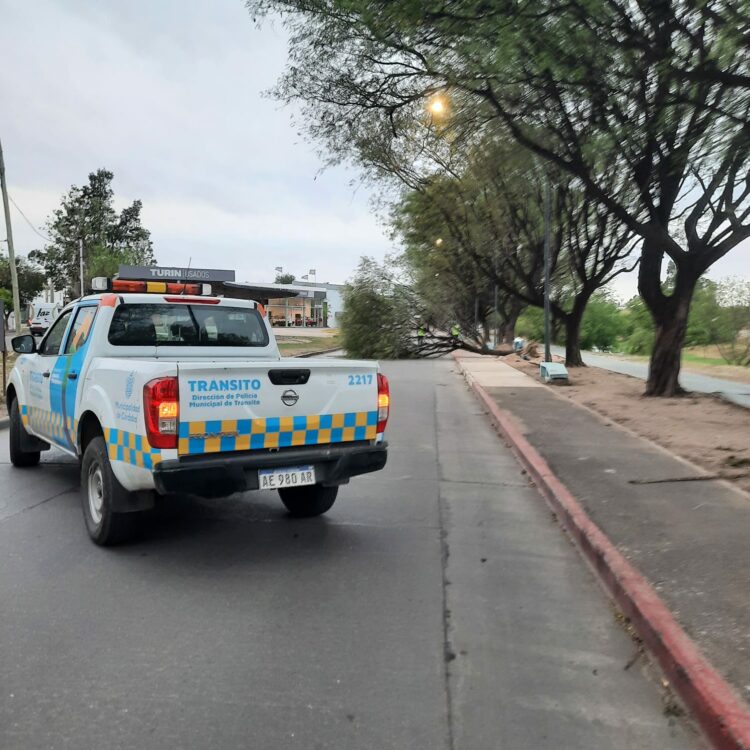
[258,465,316,490]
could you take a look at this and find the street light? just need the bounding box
[428,95,447,116]
[543,176,551,363]
[539,170,568,383]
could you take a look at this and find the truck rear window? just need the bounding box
[108,304,269,347]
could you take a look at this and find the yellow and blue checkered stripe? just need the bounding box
[104,428,163,469]
[178,410,379,456]
[21,405,77,447]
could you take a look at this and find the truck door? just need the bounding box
[26,308,74,447]
[56,304,98,448]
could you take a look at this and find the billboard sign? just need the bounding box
[118,265,236,283]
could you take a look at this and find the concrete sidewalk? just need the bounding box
[455,353,750,747]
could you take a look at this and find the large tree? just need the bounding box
[30,169,155,297]
[247,0,750,395]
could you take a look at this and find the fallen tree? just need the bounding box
[340,257,516,359]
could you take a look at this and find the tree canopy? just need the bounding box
[30,169,155,297]
[0,254,46,324]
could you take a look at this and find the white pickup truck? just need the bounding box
[6,279,389,545]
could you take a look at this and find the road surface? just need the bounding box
[552,345,750,408]
[0,361,701,749]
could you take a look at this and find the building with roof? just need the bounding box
[217,280,346,329]
[113,266,347,329]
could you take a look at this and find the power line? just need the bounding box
[9,195,51,243]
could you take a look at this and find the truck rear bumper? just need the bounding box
[152,441,388,498]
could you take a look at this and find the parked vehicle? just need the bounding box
[28,303,61,336]
[7,278,390,545]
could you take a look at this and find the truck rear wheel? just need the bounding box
[9,397,40,468]
[278,484,338,518]
[81,436,138,546]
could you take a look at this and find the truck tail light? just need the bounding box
[144,377,179,449]
[377,373,390,435]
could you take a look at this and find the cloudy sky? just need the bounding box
[0,0,392,286]
[1,0,746,297]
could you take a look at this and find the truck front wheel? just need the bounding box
[81,436,138,545]
[278,484,338,518]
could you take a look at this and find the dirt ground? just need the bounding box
[681,362,750,383]
[505,353,750,495]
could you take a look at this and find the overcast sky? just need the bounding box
[1,0,746,297]
[0,0,393,286]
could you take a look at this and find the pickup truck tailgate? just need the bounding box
[177,359,379,456]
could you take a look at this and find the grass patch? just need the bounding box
[279,335,341,357]
[610,344,746,369]
[681,352,730,367]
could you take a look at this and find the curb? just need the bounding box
[453,354,750,750]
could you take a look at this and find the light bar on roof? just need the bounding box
[91,277,212,296]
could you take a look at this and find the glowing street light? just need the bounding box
[435,237,444,247]
[428,95,447,116]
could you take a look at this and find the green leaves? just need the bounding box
[340,257,417,359]
[31,170,155,297]
[0,254,45,317]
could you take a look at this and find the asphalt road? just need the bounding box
[551,345,750,408]
[0,360,701,749]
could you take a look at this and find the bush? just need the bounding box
[580,293,624,351]
[623,327,654,355]
[515,307,544,341]
[619,296,654,353]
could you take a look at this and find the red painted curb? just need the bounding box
[454,355,750,750]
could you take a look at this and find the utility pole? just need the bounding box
[78,203,86,297]
[493,248,499,348]
[79,237,85,297]
[0,138,22,332]
[543,174,552,363]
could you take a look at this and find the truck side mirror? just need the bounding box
[12,334,37,354]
